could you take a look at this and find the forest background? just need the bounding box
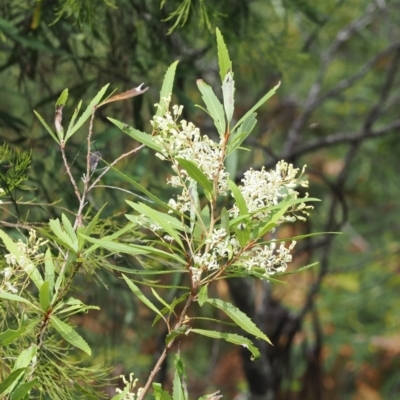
[0,0,399,399]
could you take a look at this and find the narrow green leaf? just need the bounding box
[225,148,238,180]
[14,344,38,369]
[122,275,164,321]
[0,292,39,310]
[153,383,173,400]
[198,285,208,307]
[0,368,26,394]
[172,366,185,400]
[197,80,226,137]
[49,218,77,252]
[221,208,230,235]
[227,112,257,155]
[216,28,232,82]
[228,180,248,217]
[39,281,50,312]
[126,202,184,249]
[81,234,186,264]
[222,72,235,126]
[108,118,162,151]
[0,320,39,346]
[55,89,68,107]
[44,249,55,295]
[84,203,107,238]
[206,298,272,344]
[10,379,37,400]
[65,100,82,141]
[50,316,91,355]
[61,214,77,243]
[33,110,60,144]
[68,84,109,138]
[156,60,179,117]
[176,158,213,193]
[232,82,280,133]
[191,329,260,360]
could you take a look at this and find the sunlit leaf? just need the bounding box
[156,61,179,117]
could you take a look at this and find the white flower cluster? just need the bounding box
[241,240,297,276]
[230,161,311,222]
[1,230,47,293]
[151,97,229,213]
[115,373,142,400]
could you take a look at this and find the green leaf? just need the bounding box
[126,202,184,249]
[50,316,91,355]
[108,118,162,152]
[10,379,37,400]
[216,27,232,82]
[49,217,78,252]
[191,329,260,360]
[0,368,26,394]
[227,112,257,155]
[122,275,164,321]
[153,383,173,400]
[175,158,213,193]
[81,234,186,264]
[156,60,179,117]
[198,285,208,307]
[232,82,280,133]
[165,325,189,345]
[67,84,109,139]
[222,72,235,126]
[0,229,22,258]
[83,203,107,239]
[0,320,39,346]
[225,148,238,180]
[206,298,272,344]
[197,80,226,138]
[55,89,68,107]
[228,180,249,217]
[44,249,55,295]
[172,362,186,400]
[61,214,77,242]
[14,344,38,369]
[0,292,39,310]
[39,281,51,312]
[65,100,82,141]
[221,207,230,236]
[33,110,60,144]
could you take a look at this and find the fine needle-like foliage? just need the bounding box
[0,29,320,399]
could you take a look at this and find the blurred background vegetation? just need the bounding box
[1,0,400,399]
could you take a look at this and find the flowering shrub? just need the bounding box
[0,29,318,399]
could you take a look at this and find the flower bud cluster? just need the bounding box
[1,230,47,293]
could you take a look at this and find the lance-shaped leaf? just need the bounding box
[0,319,39,346]
[222,71,235,126]
[33,110,60,144]
[44,248,55,295]
[156,61,179,117]
[122,275,164,322]
[191,329,260,360]
[216,28,232,82]
[235,223,251,248]
[227,112,257,155]
[126,201,184,249]
[165,325,189,345]
[228,180,248,217]
[50,316,91,355]
[198,285,208,307]
[65,100,82,141]
[39,281,51,312]
[0,368,26,394]
[176,158,213,194]
[98,83,148,107]
[8,379,38,400]
[172,352,188,400]
[206,298,272,344]
[66,84,109,140]
[0,292,39,310]
[232,82,280,133]
[108,118,162,152]
[49,217,78,252]
[197,79,226,138]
